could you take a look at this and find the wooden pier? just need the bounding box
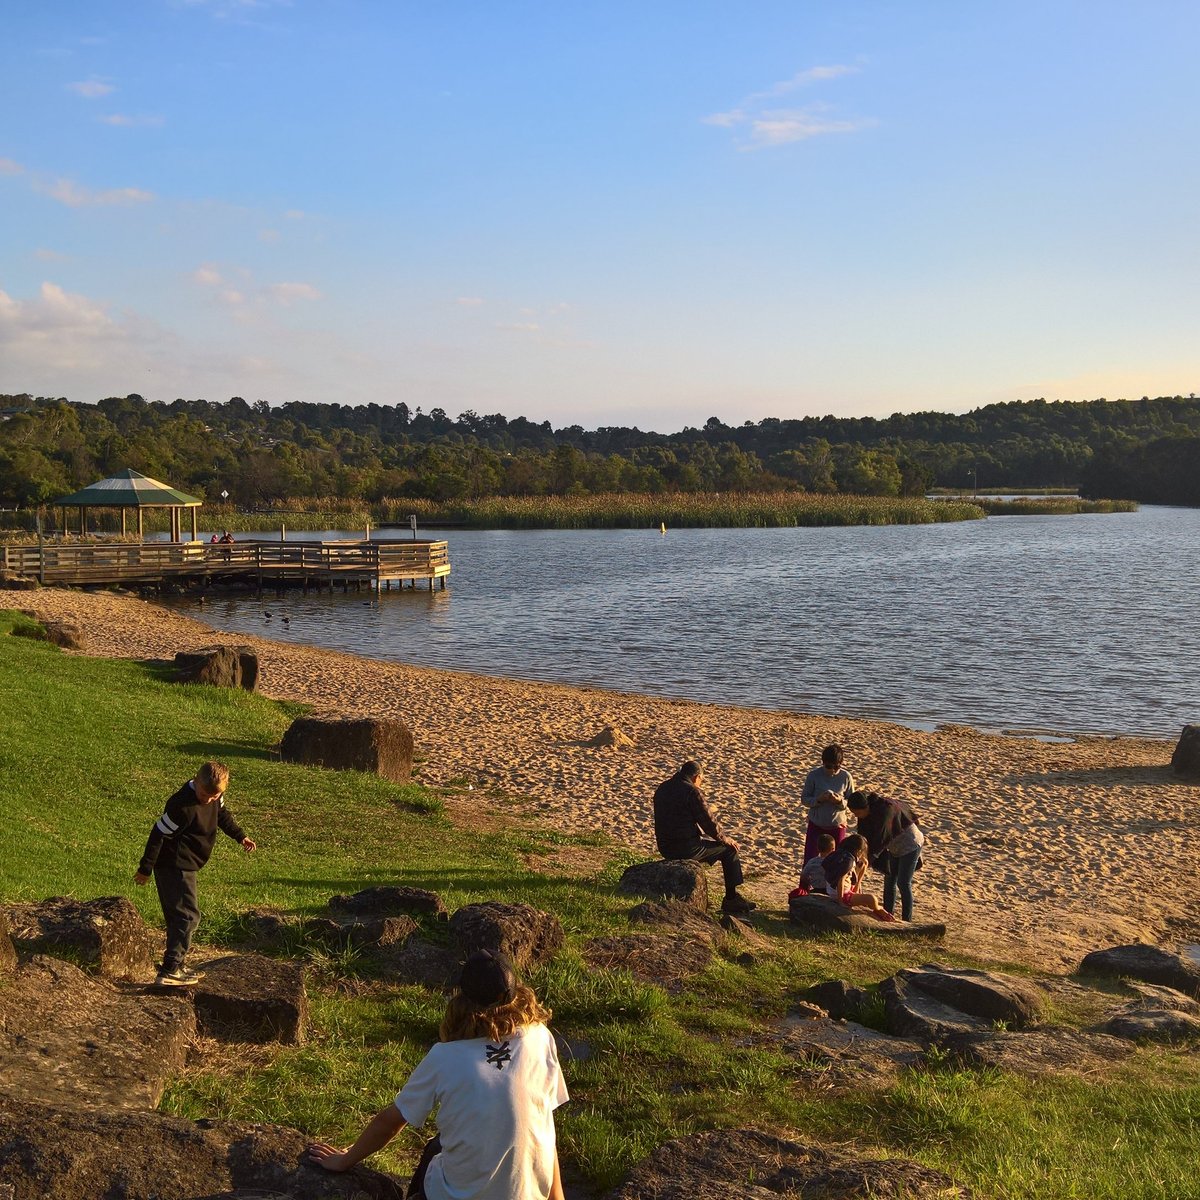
[0,538,450,593]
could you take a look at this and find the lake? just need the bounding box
[163,506,1198,739]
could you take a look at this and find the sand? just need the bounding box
[15,588,1199,971]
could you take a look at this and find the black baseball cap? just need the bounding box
[458,950,517,1006]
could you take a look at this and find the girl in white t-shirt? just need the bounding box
[307,950,568,1200]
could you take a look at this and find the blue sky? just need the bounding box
[2,2,1198,430]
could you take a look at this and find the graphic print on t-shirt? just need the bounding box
[485,1041,512,1070]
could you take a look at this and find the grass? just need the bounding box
[974,498,1139,516]
[1,608,1197,1197]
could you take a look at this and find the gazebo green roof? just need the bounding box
[55,469,201,508]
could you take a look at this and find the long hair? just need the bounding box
[440,982,553,1043]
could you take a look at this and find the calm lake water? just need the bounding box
[163,506,1198,739]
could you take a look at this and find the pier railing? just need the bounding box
[0,538,450,588]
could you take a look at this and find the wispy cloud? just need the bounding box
[98,113,165,128]
[35,177,154,207]
[35,248,70,262]
[0,158,25,177]
[455,296,484,307]
[68,78,115,99]
[193,263,320,309]
[704,63,873,149]
[268,281,320,305]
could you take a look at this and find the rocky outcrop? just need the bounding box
[5,895,153,979]
[798,979,870,1021]
[449,902,564,972]
[881,965,1044,1044]
[280,717,413,783]
[584,932,713,986]
[327,886,448,921]
[607,1128,971,1199]
[174,644,259,690]
[1079,943,1200,998]
[0,956,194,1110]
[192,955,308,1044]
[617,861,710,910]
[772,1015,925,1090]
[941,1027,1134,1076]
[0,1096,405,1200]
[788,894,946,939]
[1171,724,1200,776]
[1099,982,1200,1041]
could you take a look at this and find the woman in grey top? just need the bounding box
[801,744,854,864]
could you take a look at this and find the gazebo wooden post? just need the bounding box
[137,508,144,540]
[190,506,198,542]
[121,508,127,537]
[81,506,87,536]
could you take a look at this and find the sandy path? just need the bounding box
[15,589,1199,970]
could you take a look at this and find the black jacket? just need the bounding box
[653,772,721,857]
[139,780,246,875]
[853,792,916,869]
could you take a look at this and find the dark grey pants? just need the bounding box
[154,866,200,972]
[685,840,744,892]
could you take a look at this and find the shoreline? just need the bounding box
[13,587,1198,971]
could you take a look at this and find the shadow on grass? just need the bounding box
[258,867,619,903]
[175,738,277,762]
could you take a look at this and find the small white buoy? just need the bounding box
[660,522,667,535]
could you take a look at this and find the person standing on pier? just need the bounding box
[653,760,756,915]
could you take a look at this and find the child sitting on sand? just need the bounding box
[307,949,568,1200]
[791,833,838,898]
[822,834,896,922]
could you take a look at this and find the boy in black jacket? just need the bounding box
[134,761,256,986]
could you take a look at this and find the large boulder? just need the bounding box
[892,965,1045,1029]
[5,895,153,979]
[280,717,413,784]
[616,861,710,910]
[0,1096,405,1200]
[771,1015,925,1091]
[174,644,259,690]
[607,1128,971,1199]
[1171,724,1200,776]
[193,954,309,1044]
[796,979,870,1021]
[449,902,564,972]
[881,971,988,1044]
[1102,1007,1200,1042]
[1079,944,1200,998]
[0,955,194,1110]
[788,895,946,939]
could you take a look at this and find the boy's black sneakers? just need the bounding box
[721,892,757,915]
[155,966,203,987]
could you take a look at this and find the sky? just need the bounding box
[2,2,1198,432]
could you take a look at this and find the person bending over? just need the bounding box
[308,950,567,1200]
[653,760,755,915]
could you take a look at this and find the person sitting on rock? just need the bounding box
[653,760,755,915]
[792,832,838,897]
[307,949,567,1200]
[822,833,895,921]
[847,790,924,923]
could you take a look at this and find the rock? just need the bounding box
[880,973,988,1043]
[798,979,869,1020]
[304,914,419,952]
[193,954,309,1044]
[607,1128,971,1199]
[585,725,635,748]
[0,955,194,1110]
[942,1027,1134,1077]
[788,895,946,939]
[174,644,259,690]
[584,933,713,986]
[0,574,40,590]
[1171,724,1200,776]
[0,911,16,974]
[893,965,1045,1029]
[771,1016,925,1090]
[449,902,564,972]
[1101,1007,1200,1042]
[1124,981,1200,1014]
[0,1096,405,1200]
[19,619,87,649]
[378,937,458,989]
[617,861,710,910]
[627,899,722,943]
[5,895,153,979]
[328,886,448,920]
[1079,943,1200,998]
[280,716,413,783]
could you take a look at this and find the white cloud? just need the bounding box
[0,158,25,176]
[35,177,155,207]
[35,248,70,262]
[0,283,134,373]
[704,63,871,149]
[193,265,222,286]
[267,281,320,305]
[258,228,281,243]
[283,209,305,220]
[98,113,165,128]
[496,322,540,333]
[455,296,484,307]
[68,79,115,99]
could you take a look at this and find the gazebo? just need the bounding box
[54,469,203,542]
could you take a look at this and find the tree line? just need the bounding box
[1,391,1198,507]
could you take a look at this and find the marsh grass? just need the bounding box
[975,498,1138,516]
[2,609,1197,1198]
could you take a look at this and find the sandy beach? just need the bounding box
[16,588,1198,971]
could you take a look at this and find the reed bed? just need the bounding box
[384,492,986,529]
[974,498,1138,516]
